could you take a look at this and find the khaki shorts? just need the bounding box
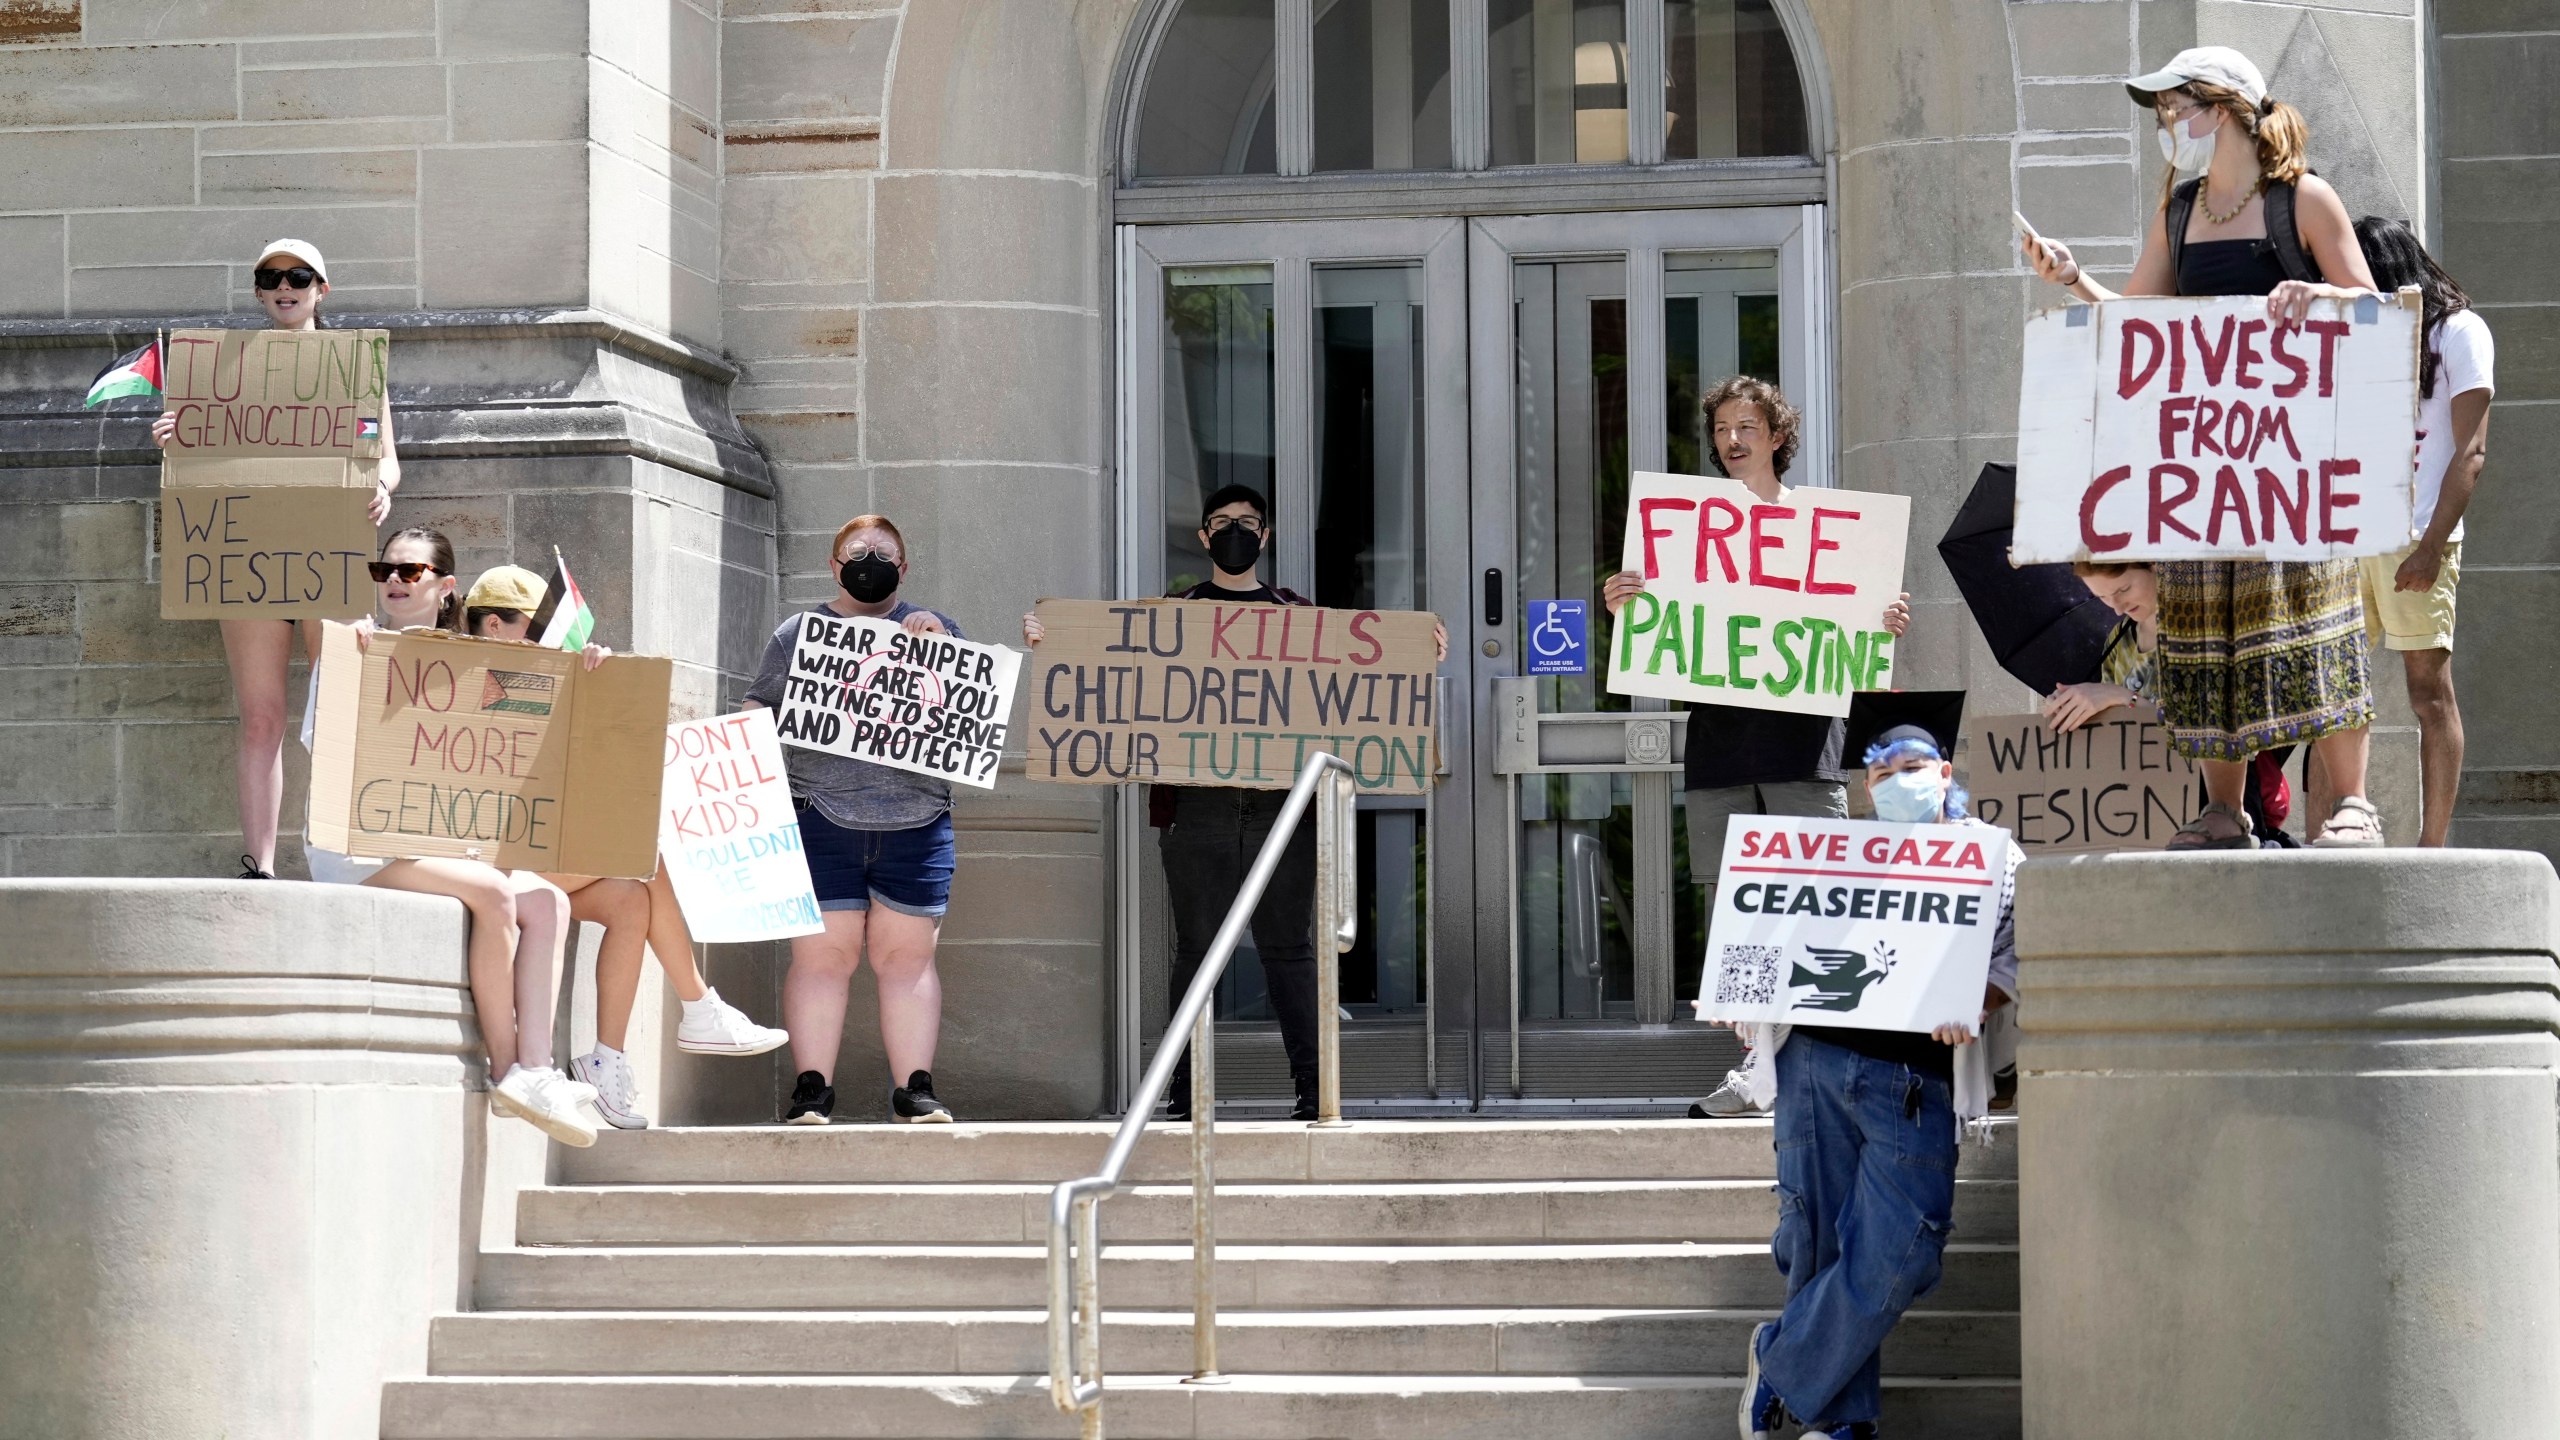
[2357,541,2459,652]
[1684,780,1849,886]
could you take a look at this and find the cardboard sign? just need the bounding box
[308,625,671,878]
[1026,599,1440,794]
[1610,471,1911,717]
[158,484,375,619]
[1698,814,2009,1034]
[1962,707,2202,853]
[773,613,1022,790]
[2014,292,2420,562]
[659,710,823,943]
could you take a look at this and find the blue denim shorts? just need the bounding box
[796,805,955,918]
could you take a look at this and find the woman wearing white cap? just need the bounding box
[2022,48,2386,850]
[150,238,405,879]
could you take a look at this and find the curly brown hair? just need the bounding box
[1698,375,1801,479]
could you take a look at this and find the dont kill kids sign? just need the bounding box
[772,613,1022,789]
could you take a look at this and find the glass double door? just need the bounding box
[1120,206,1827,1109]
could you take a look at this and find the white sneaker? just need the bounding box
[676,987,790,1056]
[572,1048,651,1130]
[492,1065,601,1148]
[1689,1048,1770,1118]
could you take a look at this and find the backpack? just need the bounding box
[2165,176,2320,291]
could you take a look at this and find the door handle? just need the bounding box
[1483,568,1503,628]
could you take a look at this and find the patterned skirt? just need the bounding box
[2154,559,2372,761]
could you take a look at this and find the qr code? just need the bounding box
[1714,944,1786,1006]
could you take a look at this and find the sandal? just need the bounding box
[2312,795,2385,848]
[2167,801,2257,851]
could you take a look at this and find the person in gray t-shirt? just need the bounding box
[743,514,963,1126]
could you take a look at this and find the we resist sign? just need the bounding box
[1611,472,1910,717]
[158,485,374,620]
[2014,293,2420,562]
[774,614,1020,789]
[308,627,671,878]
[1697,815,2007,1034]
[1962,708,2202,853]
[1028,599,1439,794]
[660,710,823,943]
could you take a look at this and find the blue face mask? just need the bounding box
[1871,767,1948,824]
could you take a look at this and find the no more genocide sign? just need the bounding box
[2013,291,2420,562]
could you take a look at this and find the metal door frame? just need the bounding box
[1115,218,1476,1110]
[1465,204,1831,1105]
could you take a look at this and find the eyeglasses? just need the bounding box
[368,561,441,583]
[839,544,901,564]
[254,266,321,291]
[1203,515,1265,535]
[2156,100,2206,127]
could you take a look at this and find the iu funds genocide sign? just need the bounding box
[1697,814,2010,1034]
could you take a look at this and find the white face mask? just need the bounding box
[1871,767,1949,825]
[2157,109,2219,174]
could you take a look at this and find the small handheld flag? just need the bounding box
[531,547,595,653]
[84,339,163,408]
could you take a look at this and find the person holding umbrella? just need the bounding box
[1603,376,1910,1117]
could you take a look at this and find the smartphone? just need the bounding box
[2011,210,2041,244]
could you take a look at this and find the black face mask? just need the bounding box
[1207,523,1264,574]
[839,554,901,603]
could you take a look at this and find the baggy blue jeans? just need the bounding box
[1759,1031,1959,1428]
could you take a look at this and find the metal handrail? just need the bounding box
[1047,753,1359,1438]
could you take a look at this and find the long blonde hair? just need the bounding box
[2158,79,2310,207]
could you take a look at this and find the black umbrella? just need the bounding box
[1936,462,2119,695]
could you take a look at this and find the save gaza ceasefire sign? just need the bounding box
[2013,292,2420,562]
[1610,472,1911,718]
[1696,814,2010,1035]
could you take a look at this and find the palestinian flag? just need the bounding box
[84,339,163,407]
[531,547,595,652]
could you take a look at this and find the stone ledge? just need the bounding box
[0,878,479,1083]
[0,308,772,494]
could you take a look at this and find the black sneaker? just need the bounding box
[784,1070,834,1125]
[1991,1064,2018,1112]
[237,854,275,879]
[1291,1072,1320,1123]
[892,1069,952,1123]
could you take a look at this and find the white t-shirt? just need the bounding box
[2413,309,2494,542]
[301,628,386,885]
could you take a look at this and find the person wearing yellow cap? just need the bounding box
[461,564,790,1129]
[150,237,405,881]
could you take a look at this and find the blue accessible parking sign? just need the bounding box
[1526,599,1588,675]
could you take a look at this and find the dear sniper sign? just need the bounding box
[1697,815,2007,1035]
[660,710,823,943]
[2012,292,2420,562]
[774,614,1021,789]
[1611,472,1911,717]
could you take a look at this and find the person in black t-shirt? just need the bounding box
[1024,484,1444,1121]
[1601,377,1910,1118]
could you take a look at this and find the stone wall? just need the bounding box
[714,0,1124,1118]
[2437,0,2560,861]
[1808,0,2433,840]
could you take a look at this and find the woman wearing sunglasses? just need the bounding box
[151,239,404,880]
[295,528,602,1147]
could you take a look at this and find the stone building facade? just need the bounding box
[0,0,2545,1122]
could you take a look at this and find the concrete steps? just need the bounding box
[517,1178,2018,1246]
[379,1373,2022,1438]
[427,1307,2021,1377]
[382,1119,2023,1439]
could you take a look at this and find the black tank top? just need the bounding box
[2175,238,2294,298]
